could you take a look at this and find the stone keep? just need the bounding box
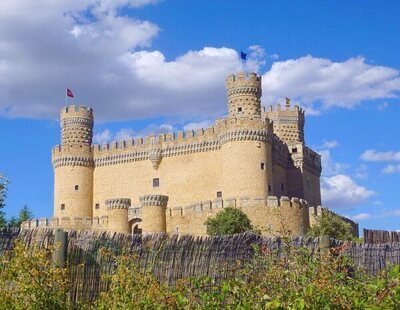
[37,71,355,236]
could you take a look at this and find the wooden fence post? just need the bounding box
[319,235,330,255]
[52,229,68,268]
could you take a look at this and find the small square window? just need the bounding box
[261,163,265,170]
[268,185,272,193]
[153,178,159,187]
[281,183,285,191]
[75,185,79,190]
[61,204,65,210]
[237,107,242,112]
[292,147,298,153]
[217,191,222,198]
[95,203,100,210]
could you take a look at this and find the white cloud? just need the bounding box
[360,150,400,162]
[320,140,338,149]
[319,149,349,176]
[183,120,213,132]
[378,101,388,111]
[93,129,113,145]
[351,213,371,221]
[1,1,400,122]
[382,164,400,174]
[372,200,383,207]
[261,56,400,113]
[354,164,369,180]
[93,123,174,144]
[321,174,375,208]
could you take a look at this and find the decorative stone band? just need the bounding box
[268,115,301,123]
[61,117,93,128]
[227,86,261,97]
[52,156,94,168]
[218,129,270,145]
[139,194,169,207]
[105,198,131,210]
[94,140,220,167]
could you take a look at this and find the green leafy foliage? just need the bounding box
[7,205,34,227]
[308,211,354,241]
[1,240,400,308]
[205,207,253,235]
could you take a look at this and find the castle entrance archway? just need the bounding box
[129,218,142,234]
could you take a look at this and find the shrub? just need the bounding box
[205,207,253,236]
[308,211,354,240]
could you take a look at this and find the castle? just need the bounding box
[22,71,358,236]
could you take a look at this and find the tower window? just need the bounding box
[292,147,298,153]
[95,203,100,210]
[237,107,242,112]
[217,191,222,198]
[61,204,65,210]
[281,183,285,191]
[261,163,265,170]
[153,178,159,187]
[268,185,272,193]
[75,185,79,190]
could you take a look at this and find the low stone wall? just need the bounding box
[167,195,310,236]
[21,216,109,231]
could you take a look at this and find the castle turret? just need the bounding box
[217,72,273,199]
[265,99,305,144]
[52,105,94,219]
[106,198,130,233]
[139,194,168,233]
[226,72,262,118]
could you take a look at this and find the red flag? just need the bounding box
[66,88,74,98]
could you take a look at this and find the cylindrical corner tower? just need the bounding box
[226,72,262,118]
[53,105,94,219]
[218,72,273,199]
[105,198,130,233]
[139,194,168,233]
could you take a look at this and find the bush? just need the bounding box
[205,207,253,236]
[1,239,400,309]
[308,211,354,241]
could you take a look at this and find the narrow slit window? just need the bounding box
[153,178,159,187]
[95,203,100,210]
[268,185,272,193]
[217,191,222,198]
[261,163,265,170]
[281,183,284,191]
[61,204,65,210]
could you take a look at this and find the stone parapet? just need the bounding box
[21,216,109,231]
[105,198,131,210]
[139,195,169,207]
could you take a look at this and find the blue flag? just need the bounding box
[240,51,247,61]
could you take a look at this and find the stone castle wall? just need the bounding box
[45,72,331,236]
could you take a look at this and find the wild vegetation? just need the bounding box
[205,207,254,236]
[0,239,399,309]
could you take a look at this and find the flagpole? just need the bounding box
[65,89,67,107]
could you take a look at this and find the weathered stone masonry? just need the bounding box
[22,71,358,236]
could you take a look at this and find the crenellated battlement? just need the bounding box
[21,216,109,231]
[226,72,262,95]
[60,105,94,119]
[168,195,308,218]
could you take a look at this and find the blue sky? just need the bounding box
[0,0,399,232]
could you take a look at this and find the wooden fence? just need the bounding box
[1,228,400,302]
[364,229,400,244]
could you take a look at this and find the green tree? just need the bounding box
[205,207,253,236]
[0,172,10,228]
[7,205,33,228]
[308,211,354,241]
